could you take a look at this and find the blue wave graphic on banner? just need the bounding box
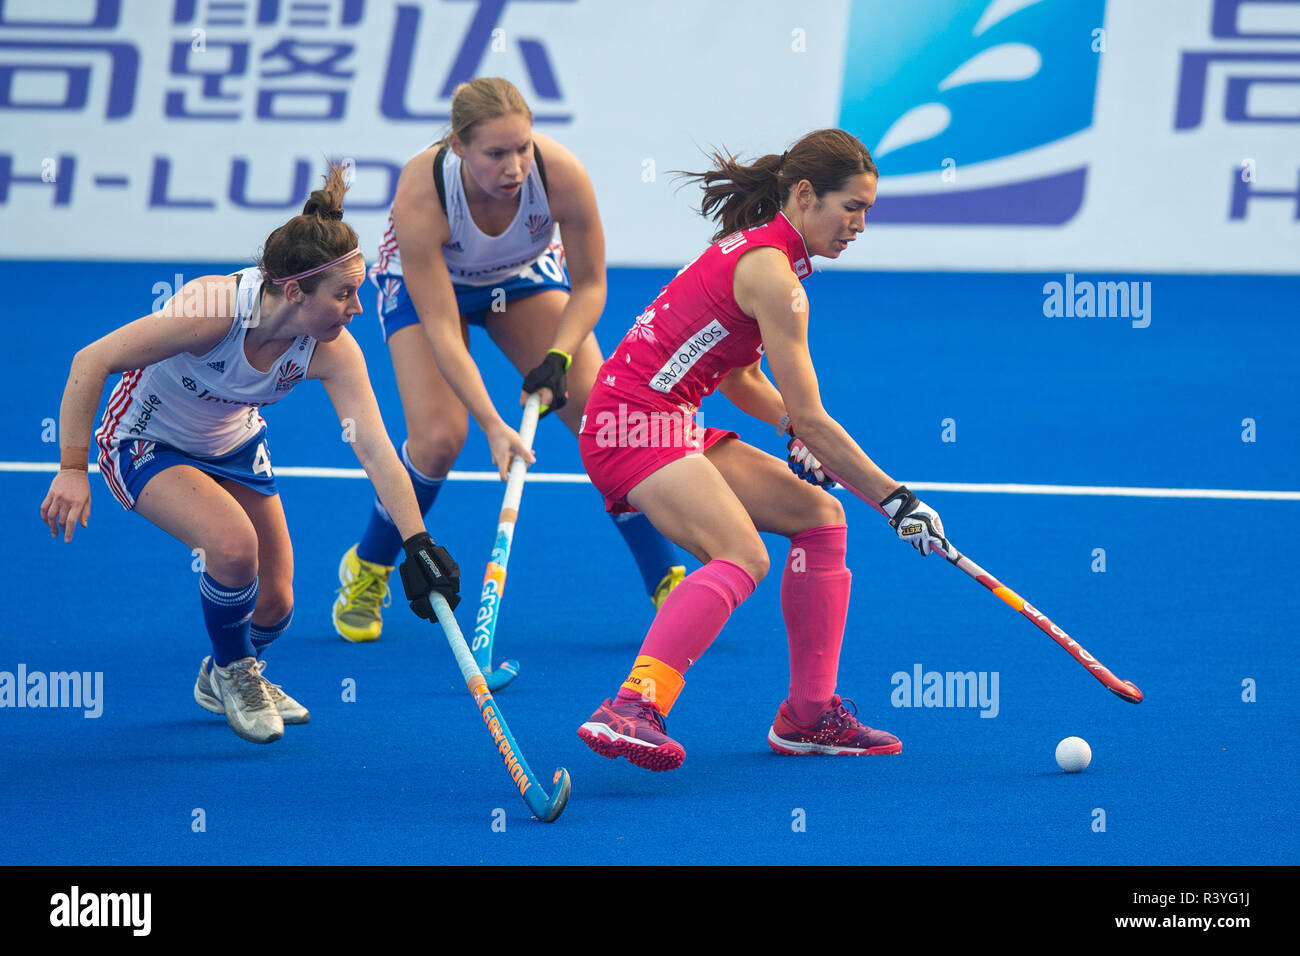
[839,0,1105,224]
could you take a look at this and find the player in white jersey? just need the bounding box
[40,165,462,745]
[333,77,684,642]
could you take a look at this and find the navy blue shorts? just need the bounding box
[372,245,570,342]
[99,425,278,510]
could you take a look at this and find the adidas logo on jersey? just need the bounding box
[444,241,464,253]
[207,361,226,373]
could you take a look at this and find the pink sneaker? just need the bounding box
[768,695,902,756]
[578,697,686,771]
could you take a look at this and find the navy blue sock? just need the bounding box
[200,573,259,667]
[251,608,293,658]
[357,440,446,565]
[608,509,681,595]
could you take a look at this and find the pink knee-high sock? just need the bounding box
[782,524,851,724]
[616,559,756,699]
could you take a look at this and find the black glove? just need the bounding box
[521,349,571,417]
[399,532,461,619]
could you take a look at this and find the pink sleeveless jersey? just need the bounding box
[579,212,813,511]
[599,212,812,412]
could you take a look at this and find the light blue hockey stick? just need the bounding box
[473,393,542,691]
[431,590,570,822]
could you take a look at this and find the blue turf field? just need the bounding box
[3,262,1297,864]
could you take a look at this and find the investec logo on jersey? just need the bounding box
[127,394,162,437]
[650,321,729,393]
[838,0,1105,225]
[179,373,270,407]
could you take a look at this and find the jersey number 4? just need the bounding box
[252,442,273,477]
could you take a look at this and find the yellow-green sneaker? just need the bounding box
[333,544,393,642]
[651,565,687,613]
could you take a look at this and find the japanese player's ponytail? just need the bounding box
[258,162,358,294]
[681,129,878,242]
[686,151,785,244]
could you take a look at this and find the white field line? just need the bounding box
[3,461,1298,501]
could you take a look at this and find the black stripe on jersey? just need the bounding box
[533,143,549,196]
[433,146,449,214]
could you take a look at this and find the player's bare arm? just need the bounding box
[309,328,426,542]
[533,133,606,357]
[714,358,787,427]
[41,276,236,541]
[393,156,533,479]
[735,247,896,503]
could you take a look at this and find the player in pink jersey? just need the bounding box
[576,129,948,771]
[39,166,462,745]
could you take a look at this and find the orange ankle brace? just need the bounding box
[620,655,685,715]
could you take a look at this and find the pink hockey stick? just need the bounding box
[791,440,1143,704]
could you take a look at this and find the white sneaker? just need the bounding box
[195,657,309,725]
[250,660,310,724]
[208,657,284,744]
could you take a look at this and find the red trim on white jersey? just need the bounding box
[375,219,399,272]
[95,368,143,508]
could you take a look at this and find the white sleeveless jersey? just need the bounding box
[372,145,555,287]
[95,268,318,458]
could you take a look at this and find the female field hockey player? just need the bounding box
[332,77,684,642]
[40,166,462,745]
[576,128,948,771]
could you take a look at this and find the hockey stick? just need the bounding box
[473,392,542,692]
[430,591,571,821]
[791,440,1143,704]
